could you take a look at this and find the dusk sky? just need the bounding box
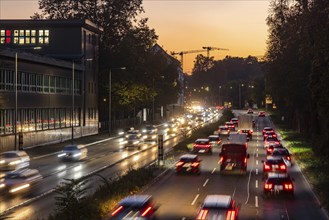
[0,0,270,73]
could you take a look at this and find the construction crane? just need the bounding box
[171,49,207,72]
[202,46,229,58]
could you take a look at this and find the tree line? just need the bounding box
[32,0,181,121]
[266,0,329,156]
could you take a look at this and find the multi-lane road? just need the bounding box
[1,110,328,220]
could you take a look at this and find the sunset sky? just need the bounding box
[0,0,270,73]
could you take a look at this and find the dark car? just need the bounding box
[238,129,253,141]
[262,156,287,176]
[218,125,230,135]
[110,195,158,219]
[196,194,239,220]
[264,136,280,148]
[258,111,266,117]
[263,131,277,141]
[193,139,212,154]
[262,127,274,135]
[208,135,222,147]
[270,147,293,167]
[176,154,201,175]
[263,172,294,198]
[247,108,253,114]
[225,122,235,131]
[230,118,238,126]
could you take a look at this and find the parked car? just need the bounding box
[110,195,158,219]
[0,168,42,194]
[196,194,239,220]
[57,145,88,161]
[176,154,201,175]
[263,172,294,198]
[0,151,30,171]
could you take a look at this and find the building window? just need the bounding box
[0,29,12,44]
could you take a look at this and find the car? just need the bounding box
[247,108,253,114]
[164,121,178,135]
[262,156,287,176]
[264,136,280,148]
[141,125,158,142]
[263,172,294,198]
[266,143,284,155]
[230,118,239,126]
[218,125,230,135]
[262,127,274,135]
[176,154,201,175]
[193,139,212,154]
[238,129,253,141]
[196,195,239,220]
[225,122,235,131]
[125,129,142,139]
[110,195,158,219]
[0,151,30,171]
[0,168,42,194]
[258,111,266,117]
[57,145,88,161]
[263,131,277,141]
[270,147,293,167]
[125,134,142,149]
[208,135,222,147]
[117,127,135,137]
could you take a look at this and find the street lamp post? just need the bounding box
[109,67,126,136]
[14,53,18,150]
[218,85,221,106]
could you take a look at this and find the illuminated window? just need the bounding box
[31,30,36,36]
[31,37,36,44]
[19,30,24,36]
[45,30,49,36]
[26,30,30,36]
[25,38,30,44]
[39,37,44,44]
[0,30,5,36]
[44,37,49,44]
[13,37,19,44]
[19,37,25,44]
[0,38,4,44]
[14,30,19,36]
[39,30,44,36]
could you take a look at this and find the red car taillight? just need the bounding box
[244,157,247,165]
[226,210,237,220]
[267,148,273,154]
[197,209,208,220]
[284,183,293,190]
[264,183,273,190]
[141,206,152,217]
[264,164,271,171]
[286,156,291,161]
[219,156,224,164]
[280,164,286,171]
[176,161,184,167]
[275,141,280,145]
[111,205,123,216]
[191,162,200,167]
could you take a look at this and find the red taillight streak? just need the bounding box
[194,144,210,148]
[111,205,123,216]
[265,183,273,189]
[287,156,291,161]
[264,164,271,170]
[197,209,208,220]
[176,162,184,167]
[226,210,236,220]
[280,164,286,170]
[191,162,199,167]
[141,206,152,217]
[284,183,293,190]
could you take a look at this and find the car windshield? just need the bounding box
[180,158,197,163]
[0,153,18,158]
[266,137,278,142]
[128,135,139,140]
[208,137,218,141]
[5,173,25,179]
[196,140,209,144]
[64,146,78,151]
[273,150,288,155]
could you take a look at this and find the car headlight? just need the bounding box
[142,129,146,133]
[0,160,5,164]
[118,131,124,135]
[57,153,66,158]
[9,160,21,165]
[9,184,30,193]
[73,152,82,157]
[0,183,5,188]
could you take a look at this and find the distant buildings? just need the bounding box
[0,19,102,151]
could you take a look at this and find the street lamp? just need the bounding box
[109,67,126,136]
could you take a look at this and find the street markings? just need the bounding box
[255,196,259,207]
[211,167,216,174]
[203,179,209,187]
[255,180,258,188]
[256,168,258,175]
[256,160,258,165]
[191,194,200,206]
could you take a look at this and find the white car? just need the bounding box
[0,168,42,194]
[58,145,88,161]
[0,151,30,171]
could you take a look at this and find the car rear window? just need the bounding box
[208,137,219,142]
[1,153,18,158]
[196,140,209,144]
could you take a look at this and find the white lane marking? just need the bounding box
[257,143,259,146]
[255,196,258,207]
[203,179,209,187]
[211,167,216,174]
[256,153,258,157]
[256,160,258,165]
[255,180,258,188]
[256,168,258,175]
[182,218,186,220]
[191,194,200,206]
